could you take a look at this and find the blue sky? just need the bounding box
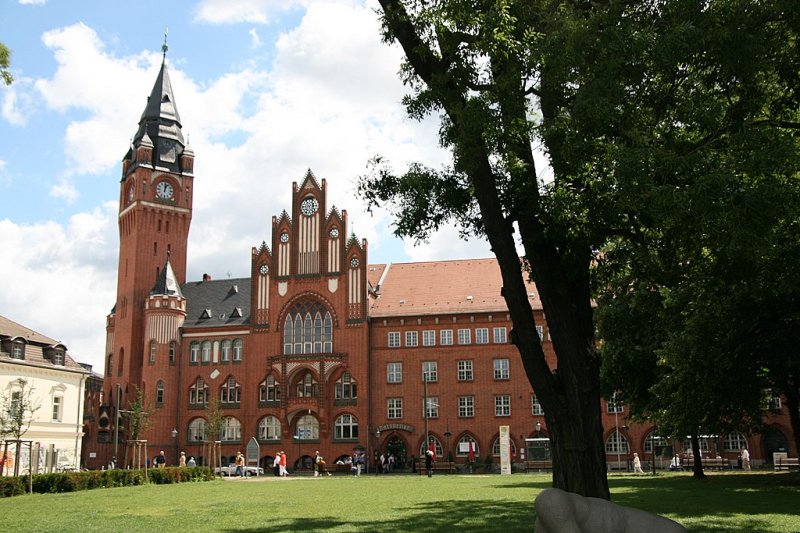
[1,0,493,371]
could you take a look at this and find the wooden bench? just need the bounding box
[774,457,799,471]
[416,459,456,474]
[525,460,553,472]
[681,457,731,470]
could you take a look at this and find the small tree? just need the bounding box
[122,386,153,468]
[0,379,41,476]
[204,397,224,471]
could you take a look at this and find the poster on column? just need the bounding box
[499,425,511,475]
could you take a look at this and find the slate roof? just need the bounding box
[368,258,541,317]
[181,278,251,329]
[0,315,90,374]
[151,257,183,297]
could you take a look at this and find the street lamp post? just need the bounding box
[171,428,178,466]
[613,393,621,472]
[375,429,381,474]
[423,375,429,454]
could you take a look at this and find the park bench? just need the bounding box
[416,459,456,474]
[774,457,799,471]
[525,460,553,472]
[697,458,731,471]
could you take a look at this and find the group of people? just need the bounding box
[272,451,289,477]
[378,452,398,474]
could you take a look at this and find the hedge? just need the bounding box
[0,466,213,498]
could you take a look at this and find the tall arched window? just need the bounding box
[149,340,157,363]
[605,430,629,453]
[258,416,281,441]
[189,378,208,405]
[457,434,479,457]
[168,341,176,363]
[107,354,113,376]
[232,339,243,361]
[118,348,124,377]
[644,431,667,454]
[156,381,165,405]
[492,437,516,457]
[723,432,748,452]
[188,418,208,442]
[295,414,319,440]
[220,340,231,362]
[190,342,200,363]
[201,341,211,363]
[282,301,333,355]
[419,436,443,458]
[334,414,359,440]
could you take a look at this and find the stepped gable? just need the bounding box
[368,258,541,317]
[181,277,252,328]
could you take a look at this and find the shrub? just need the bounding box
[0,476,25,497]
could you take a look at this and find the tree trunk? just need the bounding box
[783,377,800,459]
[690,433,706,479]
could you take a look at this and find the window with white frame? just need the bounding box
[387,362,402,383]
[190,342,199,363]
[424,396,439,418]
[168,341,176,363]
[11,341,25,359]
[51,396,62,422]
[282,301,333,354]
[458,396,474,417]
[458,328,471,345]
[295,414,319,440]
[644,432,667,453]
[53,350,65,366]
[605,430,629,453]
[232,339,243,361]
[683,437,710,453]
[535,325,544,341]
[259,375,280,402]
[422,361,438,382]
[258,415,281,440]
[420,436,443,458]
[188,418,208,442]
[457,434,479,457]
[440,329,453,346]
[335,414,359,439]
[607,392,624,414]
[531,394,544,415]
[156,381,164,405]
[723,432,748,452]
[220,376,241,404]
[405,331,419,347]
[201,341,211,363]
[475,328,489,344]
[220,416,242,441]
[335,372,357,400]
[493,358,510,380]
[493,327,507,343]
[495,395,511,416]
[422,330,436,346]
[457,360,473,381]
[220,339,231,362]
[388,332,400,348]
[387,398,403,419]
[493,437,516,457]
[295,371,318,398]
[189,378,208,405]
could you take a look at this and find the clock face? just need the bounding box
[329,227,339,239]
[259,264,269,275]
[350,257,360,268]
[280,232,289,243]
[156,181,174,199]
[300,197,319,216]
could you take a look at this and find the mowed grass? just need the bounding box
[1,471,798,532]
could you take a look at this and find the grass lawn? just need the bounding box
[1,471,798,532]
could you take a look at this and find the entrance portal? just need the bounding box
[385,435,408,470]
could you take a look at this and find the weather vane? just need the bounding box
[162,27,169,59]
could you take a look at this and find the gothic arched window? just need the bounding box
[282,301,333,355]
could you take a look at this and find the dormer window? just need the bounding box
[11,341,24,360]
[53,351,65,366]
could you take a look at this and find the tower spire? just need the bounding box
[162,27,168,61]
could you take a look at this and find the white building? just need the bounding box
[0,315,90,473]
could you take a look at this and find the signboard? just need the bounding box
[246,437,260,471]
[499,425,511,475]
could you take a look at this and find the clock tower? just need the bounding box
[103,46,194,458]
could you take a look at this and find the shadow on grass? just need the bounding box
[223,498,535,532]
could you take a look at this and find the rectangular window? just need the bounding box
[190,343,199,363]
[53,351,65,366]
[457,328,471,345]
[440,329,453,346]
[52,396,62,422]
[457,360,473,381]
[536,325,544,341]
[607,392,624,414]
[422,361,438,382]
[387,362,403,383]
[422,330,436,347]
[388,332,401,348]
[424,396,439,418]
[11,343,24,359]
[388,398,403,419]
[531,394,544,415]
[405,331,419,347]
[494,358,510,380]
[149,342,156,363]
[458,396,474,417]
[495,395,511,416]
[493,327,507,344]
[475,328,489,344]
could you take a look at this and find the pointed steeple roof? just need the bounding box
[132,56,185,150]
[151,255,184,298]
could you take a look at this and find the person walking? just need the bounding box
[741,448,751,471]
[179,451,186,467]
[187,456,196,467]
[279,451,288,477]
[633,453,644,474]
[425,449,434,478]
[235,451,245,477]
[272,453,281,477]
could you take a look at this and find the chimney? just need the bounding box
[203,273,212,282]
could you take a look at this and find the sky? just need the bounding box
[0,0,494,372]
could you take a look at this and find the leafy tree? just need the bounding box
[365,0,800,496]
[121,386,154,468]
[0,41,12,85]
[0,379,41,476]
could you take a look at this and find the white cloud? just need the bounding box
[193,0,305,24]
[19,0,47,5]
[249,28,262,48]
[1,81,34,126]
[49,177,79,202]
